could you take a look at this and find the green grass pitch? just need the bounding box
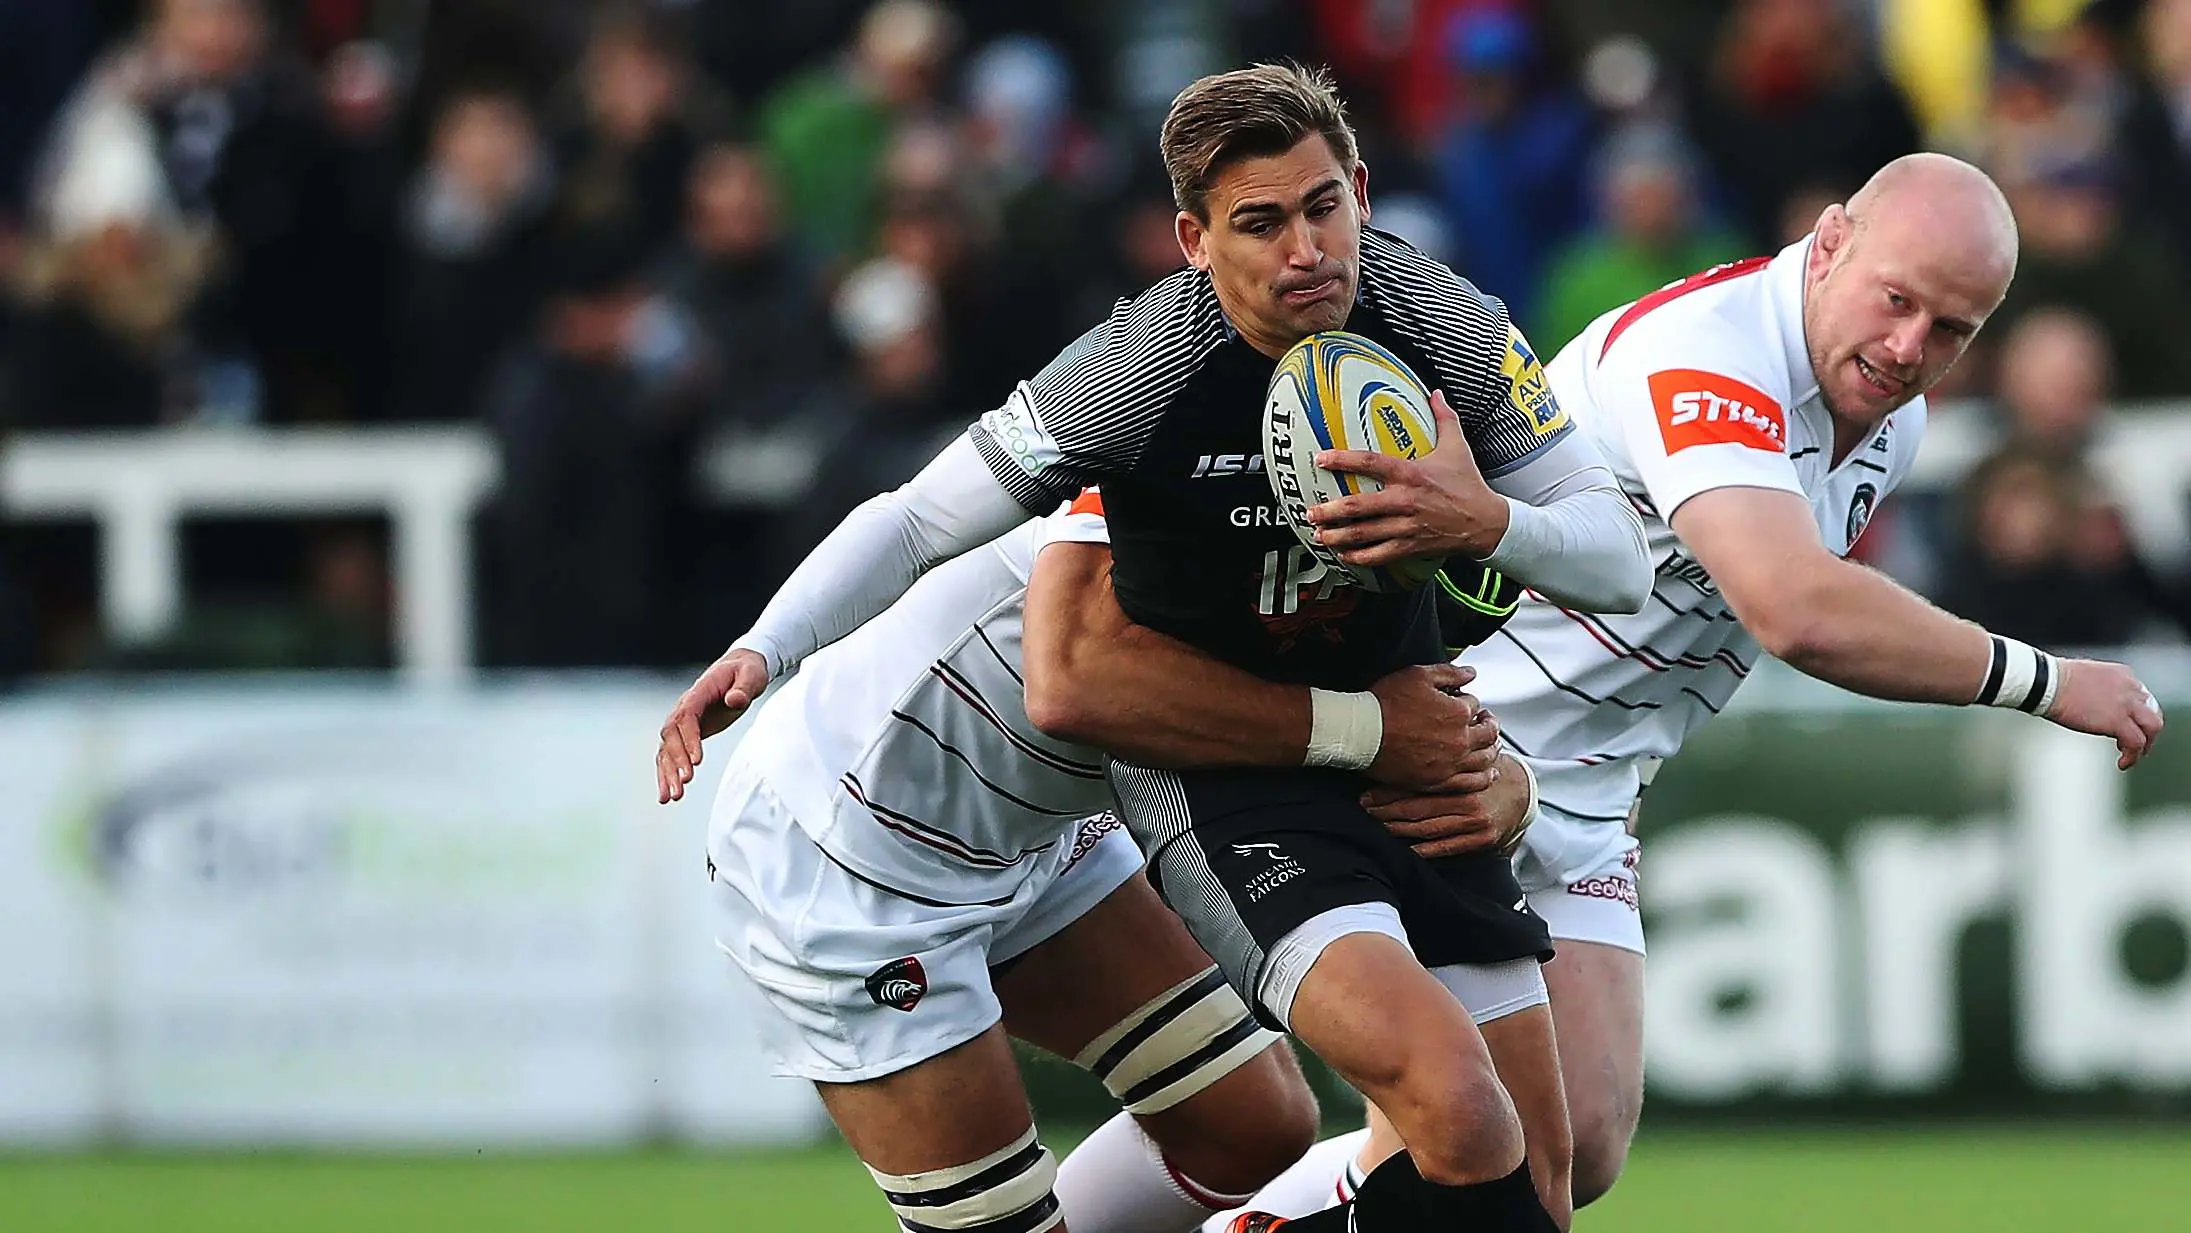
[3,1129,2184,1232]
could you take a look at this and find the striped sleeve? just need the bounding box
[968,269,1227,512]
[1360,228,1576,477]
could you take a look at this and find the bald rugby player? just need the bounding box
[1207,154,2166,1226]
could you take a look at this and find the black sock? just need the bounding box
[1348,1153,1557,1233]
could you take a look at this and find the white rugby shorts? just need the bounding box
[708,758,1143,1083]
[1514,800,1644,957]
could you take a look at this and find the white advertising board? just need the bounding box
[0,681,823,1147]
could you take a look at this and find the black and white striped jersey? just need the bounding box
[966,228,1574,688]
[730,504,1118,906]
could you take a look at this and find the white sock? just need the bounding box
[1338,1153,1369,1203]
[1200,1128,1371,1233]
[1056,1112,1255,1233]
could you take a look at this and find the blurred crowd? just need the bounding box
[0,0,2186,675]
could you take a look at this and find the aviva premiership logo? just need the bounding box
[1365,384,1419,454]
[1503,327,1567,437]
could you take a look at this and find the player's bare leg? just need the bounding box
[1539,940,1643,1206]
[1342,1000,1573,1228]
[1000,873,1319,1229]
[1281,933,1556,1231]
[817,1028,1069,1233]
[1343,944,1634,1215]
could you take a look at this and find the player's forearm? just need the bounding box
[1756,558,1996,704]
[1482,483,1652,614]
[1479,439,1652,614]
[731,437,1029,677]
[1025,617,1314,769]
[1022,543,1313,767]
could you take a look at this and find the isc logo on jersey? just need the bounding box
[1647,369,1787,454]
[1262,331,1443,593]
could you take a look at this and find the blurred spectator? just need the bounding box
[780,257,953,565]
[962,35,1105,314]
[1688,0,1922,248]
[1993,306,2112,455]
[485,226,710,668]
[761,0,958,263]
[2118,0,2191,270]
[552,6,715,244]
[3,93,213,429]
[1069,163,1189,326]
[656,140,831,429]
[1431,5,1596,321]
[0,0,108,217]
[2059,464,2191,643]
[1940,445,2191,648]
[1892,305,2115,597]
[388,87,551,423]
[871,120,1045,409]
[687,0,874,111]
[1980,306,2191,642]
[1305,0,1500,150]
[1533,121,1746,353]
[1936,450,2092,647]
[100,0,349,421]
[1985,135,2191,397]
[318,39,405,422]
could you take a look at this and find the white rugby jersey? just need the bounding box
[1466,238,1926,854]
[732,495,1115,907]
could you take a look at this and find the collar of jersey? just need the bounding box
[1764,236,1822,407]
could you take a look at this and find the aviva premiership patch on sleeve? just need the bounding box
[1503,326,1568,437]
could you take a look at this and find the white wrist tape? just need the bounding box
[1500,756,1541,856]
[1304,688,1383,771]
[1975,634,2062,715]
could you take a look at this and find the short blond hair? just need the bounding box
[1160,63,1358,220]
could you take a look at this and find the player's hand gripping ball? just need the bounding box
[1263,331,1444,592]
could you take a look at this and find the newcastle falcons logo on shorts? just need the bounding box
[1230,842,1306,902]
[866,957,929,1012]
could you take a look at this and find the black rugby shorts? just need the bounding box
[1107,762,1552,1027]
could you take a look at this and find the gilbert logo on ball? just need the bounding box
[866,956,929,1012]
[1263,330,1442,592]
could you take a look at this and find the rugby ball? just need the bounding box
[1262,331,1442,592]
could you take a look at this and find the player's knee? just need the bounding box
[1568,1118,1633,1209]
[866,1128,1062,1233]
[1200,1047,1320,1187]
[1386,1062,1523,1185]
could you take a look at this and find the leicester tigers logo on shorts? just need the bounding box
[865,957,929,1012]
[1847,483,1879,547]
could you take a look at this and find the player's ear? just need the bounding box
[1177,210,1212,271]
[1352,160,1371,223]
[1813,204,1851,262]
